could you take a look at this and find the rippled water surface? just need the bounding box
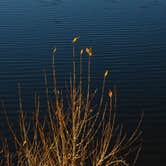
[0,0,166,165]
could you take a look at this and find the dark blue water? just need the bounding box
[0,0,166,165]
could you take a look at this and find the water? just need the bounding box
[0,0,166,165]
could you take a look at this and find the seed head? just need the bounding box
[86,48,93,57]
[80,49,84,55]
[108,89,113,98]
[104,70,109,78]
[53,47,57,54]
[72,36,80,43]
[52,48,56,65]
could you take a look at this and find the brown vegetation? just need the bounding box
[0,37,143,166]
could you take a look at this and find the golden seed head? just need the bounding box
[86,47,93,57]
[104,70,109,78]
[108,89,113,98]
[72,36,80,43]
[53,47,57,54]
[80,49,84,55]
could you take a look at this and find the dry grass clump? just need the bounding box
[0,37,143,166]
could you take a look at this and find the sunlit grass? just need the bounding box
[0,37,143,166]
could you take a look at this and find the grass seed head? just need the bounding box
[80,49,84,55]
[108,89,113,98]
[86,47,93,57]
[72,36,80,43]
[104,70,109,78]
[53,47,57,54]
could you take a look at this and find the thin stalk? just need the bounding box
[72,44,77,166]
[79,52,82,111]
[86,56,90,108]
[73,44,76,93]
[44,70,55,137]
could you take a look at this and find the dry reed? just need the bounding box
[0,37,143,166]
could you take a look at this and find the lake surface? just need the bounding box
[0,0,166,165]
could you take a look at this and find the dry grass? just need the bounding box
[0,37,143,166]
